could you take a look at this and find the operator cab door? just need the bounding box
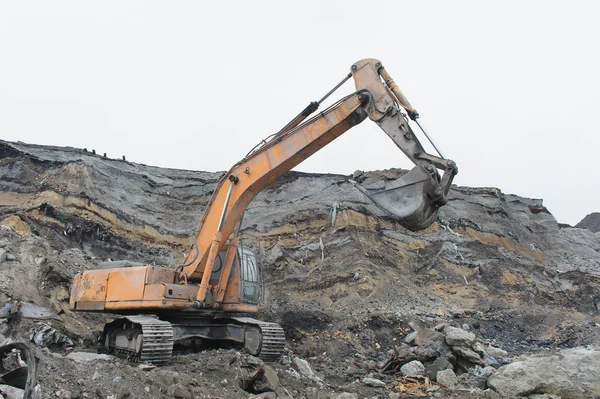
[239,248,259,304]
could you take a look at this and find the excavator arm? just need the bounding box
[181,58,458,307]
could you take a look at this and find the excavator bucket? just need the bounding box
[354,165,442,231]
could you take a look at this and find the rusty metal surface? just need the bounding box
[145,266,176,285]
[69,269,109,310]
[105,266,146,302]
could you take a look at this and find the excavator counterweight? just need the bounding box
[69,58,458,363]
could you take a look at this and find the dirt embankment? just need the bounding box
[1,139,599,398]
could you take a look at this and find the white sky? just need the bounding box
[1,1,599,225]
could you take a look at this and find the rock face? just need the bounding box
[576,212,600,232]
[488,347,600,398]
[0,140,600,398]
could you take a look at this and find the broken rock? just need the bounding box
[0,302,61,321]
[361,377,385,387]
[400,360,425,377]
[487,347,600,399]
[482,389,501,399]
[452,346,482,365]
[403,331,417,344]
[444,326,476,348]
[485,345,508,359]
[173,386,192,399]
[265,244,285,265]
[19,302,61,320]
[472,341,487,356]
[292,357,314,378]
[413,331,449,361]
[263,365,280,391]
[0,385,24,399]
[252,365,281,394]
[334,393,358,399]
[436,369,458,387]
[432,357,453,371]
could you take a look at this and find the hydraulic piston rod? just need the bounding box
[415,119,445,160]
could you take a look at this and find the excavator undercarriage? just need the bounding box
[102,315,285,364]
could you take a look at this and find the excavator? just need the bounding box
[69,58,458,364]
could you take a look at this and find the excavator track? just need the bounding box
[103,316,173,365]
[103,315,285,364]
[232,317,286,361]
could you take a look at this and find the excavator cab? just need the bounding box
[208,246,260,306]
[239,248,260,304]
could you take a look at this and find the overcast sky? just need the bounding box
[1,1,599,225]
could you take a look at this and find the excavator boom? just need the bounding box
[181,58,457,286]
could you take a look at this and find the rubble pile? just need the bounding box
[0,139,599,398]
[382,323,507,383]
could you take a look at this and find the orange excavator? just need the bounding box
[69,58,458,364]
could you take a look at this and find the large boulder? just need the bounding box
[487,347,600,398]
[400,360,425,377]
[444,326,476,348]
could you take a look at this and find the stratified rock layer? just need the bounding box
[1,139,599,398]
